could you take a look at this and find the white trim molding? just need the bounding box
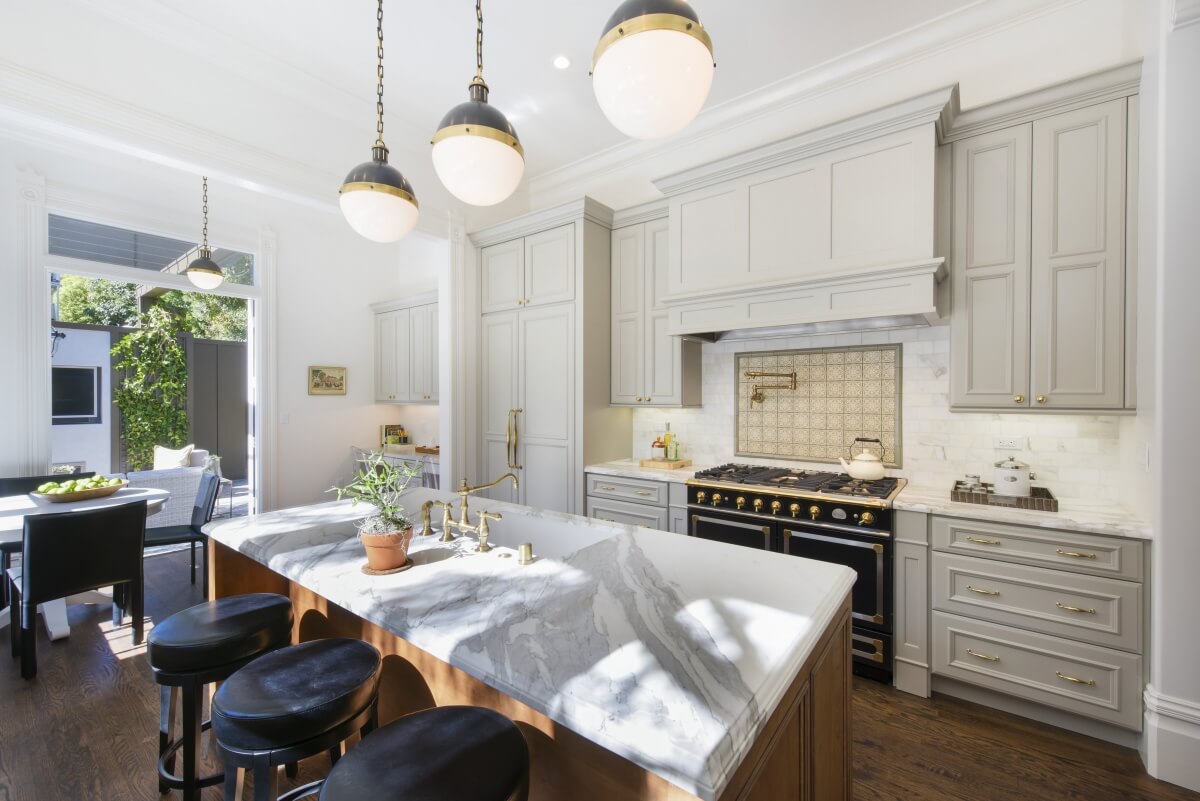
[254,225,279,512]
[16,166,51,475]
[610,199,668,229]
[468,197,613,248]
[1174,0,1200,29]
[1142,685,1200,792]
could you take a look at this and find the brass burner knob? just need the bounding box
[711,493,723,507]
[696,491,706,503]
[809,505,821,521]
[736,496,746,510]
[753,498,764,513]
[789,503,800,518]
[771,500,782,515]
[858,511,876,527]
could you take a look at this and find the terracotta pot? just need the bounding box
[359,527,414,571]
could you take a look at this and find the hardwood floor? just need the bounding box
[0,549,1195,801]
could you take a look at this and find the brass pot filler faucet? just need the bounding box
[419,473,519,555]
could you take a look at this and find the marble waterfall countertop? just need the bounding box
[203,488,854,801]
[894,484,1152,540]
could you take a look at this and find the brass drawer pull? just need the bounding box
[1056,548,1096,559]
[966,648,1000,662]
[598,485,616,491]
[966,536,1002,546]
[966,585,1000,596]
[634,490,653,497]
[1055,671,1096,686]
[1056,602,1096,615]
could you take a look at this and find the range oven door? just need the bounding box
[688,508,775,550]
[780,524,892,633]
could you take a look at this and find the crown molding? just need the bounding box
[611,199,669,228]
[941,60,1142,142]
[653,86,954,197]
[527,0,1085,204]
[1175,0,1200,29]
[468,196,614,248]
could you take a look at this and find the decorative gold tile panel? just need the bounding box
[736,346,902,465]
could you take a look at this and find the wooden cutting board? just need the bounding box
[637,458,692,470]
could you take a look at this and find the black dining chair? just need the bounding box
[7,499,148,680]
[143,472,221,597]
[0,472,97,610]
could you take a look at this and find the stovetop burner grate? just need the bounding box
[691,463,901,500]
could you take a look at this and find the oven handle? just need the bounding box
[686,505,888,538]
[689,512,773,550]
[851,633,886,664]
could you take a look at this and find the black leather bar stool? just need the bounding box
[148,593,294,801]
[212,638,382,801]
[318,706,529,801]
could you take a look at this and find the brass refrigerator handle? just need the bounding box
[505,409,515,468]
[512,408,523,470]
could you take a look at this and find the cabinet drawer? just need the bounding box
[933,612,1142,730]
[585,474,668,506]
[586,497,669,531]
[932,553,1141,652]
[931,516,1142,581]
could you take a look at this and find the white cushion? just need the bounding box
[152,444,194,470]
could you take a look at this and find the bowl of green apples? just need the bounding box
[32,474,127,503]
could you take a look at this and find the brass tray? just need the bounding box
[951,482,1058,512]
[31,481,128,503]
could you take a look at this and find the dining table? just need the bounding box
[0,486,170,640]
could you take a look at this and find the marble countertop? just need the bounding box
[585,459,709,484]
[204,488,854,801]
[894,484,1152,540]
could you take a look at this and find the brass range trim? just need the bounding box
[684,478,898,508]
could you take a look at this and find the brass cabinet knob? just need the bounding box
[809,505,821,521]
[753,498,764,513]
[735,496,746,510]
[636,396,643,402]
[711,493,723,507]
[1036,395,1047,404]
[516,299,522,305]
[771,500,782,515]
[789,503,800,518]
[525,297,531,304]
[859,511,876,527]
[695,491,707,504]
[645,397,651,403]
[1013,394,1025,404]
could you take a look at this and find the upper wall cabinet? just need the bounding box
[373,294,438,404]
[481,224,575,313]
[664,125,938,301]
[610,218,701,407]
[950,97,1133,411]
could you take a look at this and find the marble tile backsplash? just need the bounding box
[630,326,1126,501]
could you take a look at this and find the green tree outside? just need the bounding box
[56,275,139,327]
[110,306,190,471]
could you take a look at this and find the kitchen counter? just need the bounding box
[204,488,855,801]
[894,484,1152,540]
[585,459,708,483]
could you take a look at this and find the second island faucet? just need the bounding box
[419,472,519,552]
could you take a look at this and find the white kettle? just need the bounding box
[839,438,886,481]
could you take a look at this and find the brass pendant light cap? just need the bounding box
[431,84,524,158]
[339,148,419,207]
[592,0,713,69]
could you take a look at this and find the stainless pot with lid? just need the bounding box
[993,456,1031,497]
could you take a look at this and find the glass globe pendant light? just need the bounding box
[339,0,419,242]
[185,176,224,290]
[431,0,525,207]
[591,0,715,140]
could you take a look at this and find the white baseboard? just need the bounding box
[1141,685,1200,792]
[892,658,931,698]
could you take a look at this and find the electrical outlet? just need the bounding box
[993,436,1024,450]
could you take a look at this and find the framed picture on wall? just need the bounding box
[307,365,347,396]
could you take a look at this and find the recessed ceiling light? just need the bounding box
[553,54,571,70]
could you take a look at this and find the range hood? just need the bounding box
[651,86,956,343]
[667,258,947,342]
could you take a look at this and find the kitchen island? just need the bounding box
[204,488,855,801]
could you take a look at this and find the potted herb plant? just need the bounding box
[330,453,423,570]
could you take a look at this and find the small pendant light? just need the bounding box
[431,0,525,207]
[591,0,715,140]
[339,0,419,242]
[185,176,224,290]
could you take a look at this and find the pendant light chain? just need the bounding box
[375,0,386,148]
[475,0,484,80]
[201,176,209,251]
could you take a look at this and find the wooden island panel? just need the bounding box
[210,541,852,801]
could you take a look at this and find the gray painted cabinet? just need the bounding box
[950,99,1134,411]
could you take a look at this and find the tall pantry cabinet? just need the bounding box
[472,199,630,515]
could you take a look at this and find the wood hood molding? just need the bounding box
[652,85,957,197]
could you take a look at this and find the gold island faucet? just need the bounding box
[419,472,519,553]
